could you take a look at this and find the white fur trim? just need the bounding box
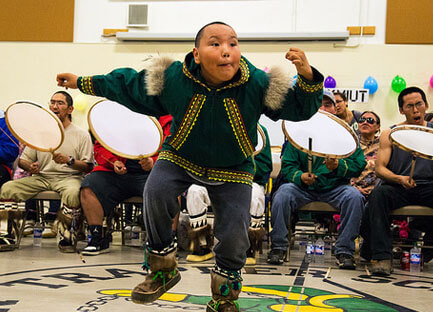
[264,67,293,110]
[144,56,176,96]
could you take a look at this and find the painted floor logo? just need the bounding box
[97,284,397,311]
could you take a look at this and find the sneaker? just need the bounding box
[58,238,75,253]
[267,249,286,265]
[23,220,35,236]
[336,253,356,270]
[371,259,392,276]
[82,237,110,256]
[186,247,214,262]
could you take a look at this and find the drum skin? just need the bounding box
[282,110,358,159]
[5,101,64,152]
[88,100,163,159]
[390,125,433,160]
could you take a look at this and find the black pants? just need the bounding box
[363,183,433,260]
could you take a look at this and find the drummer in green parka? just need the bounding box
[56,21,323,312]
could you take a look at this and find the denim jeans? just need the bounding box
[270,183,364,256]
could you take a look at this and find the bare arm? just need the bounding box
[375,129,415,189]
[52,152,93,174]
[18,158,39,174]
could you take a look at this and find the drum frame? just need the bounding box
[389,125,433,160]
[87,99,163,160]
[282,110,359,159]
[253,124,266,156]
[5,101,64,152]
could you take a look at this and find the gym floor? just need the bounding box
[1,236,432,312]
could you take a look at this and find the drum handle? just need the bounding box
[308,137,313,176]
[409,155,416,184]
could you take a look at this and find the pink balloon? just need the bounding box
[430,75,433,88]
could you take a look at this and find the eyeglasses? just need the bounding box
[49,100,67,106]
[359,117,376,125]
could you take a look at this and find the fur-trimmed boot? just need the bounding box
[246,226,266,265]
[131,243,181,304]
[57,205,82,253]
[0,201,25,251]
[207,266,242,312]
[186,223,214,262]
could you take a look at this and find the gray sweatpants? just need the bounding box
[143,159,252,271]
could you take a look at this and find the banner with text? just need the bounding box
[330,88,369,103]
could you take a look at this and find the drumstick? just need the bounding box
[94,151,123,170]
[308,137,313,176]
[0,126,20,149]
[409,155,416,184]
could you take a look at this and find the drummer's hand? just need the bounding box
[52,152,69,164]
[113,160,127,175]
[399,176,416,189]
[324,158,339,172]
[139,157,154,171]
[29,162,39,174]
[56,73,78,89]
[355,186,369,196]
[285,47,313,81]
[301,173,317,185]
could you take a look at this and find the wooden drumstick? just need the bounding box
[308,137,313,176]
[0,126,20,149]
[94,150,123,170]
[409,155,416,184]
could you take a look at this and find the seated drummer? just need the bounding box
[0,110,19,247]
[0,91,94,252]
[361,86,433,276]
[80,115,172,255]
[0,110,19,188]
[268,90,366,269]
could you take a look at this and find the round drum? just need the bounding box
[5,101,64,152]
[389,125,433,160]
[282,110,358,158]
[88,100,163,159]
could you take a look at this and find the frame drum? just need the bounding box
[389,125,433,160]
[282,110,358,159]
[5,101,64,152]
[88,100,163,159]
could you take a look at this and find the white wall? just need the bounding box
[75,0,386,44]
[1,41,432,146]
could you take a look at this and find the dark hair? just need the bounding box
[333,91,347,102]
[53,91,73,121]
[360,111,381,126]
[194,21,232,48]
[424,112,433,122]
[397,86,427,109]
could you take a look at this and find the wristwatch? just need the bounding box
[67,156,75,166]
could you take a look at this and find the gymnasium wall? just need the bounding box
[1,41,432,145]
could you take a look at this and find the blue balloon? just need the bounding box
[364,76,378,94]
